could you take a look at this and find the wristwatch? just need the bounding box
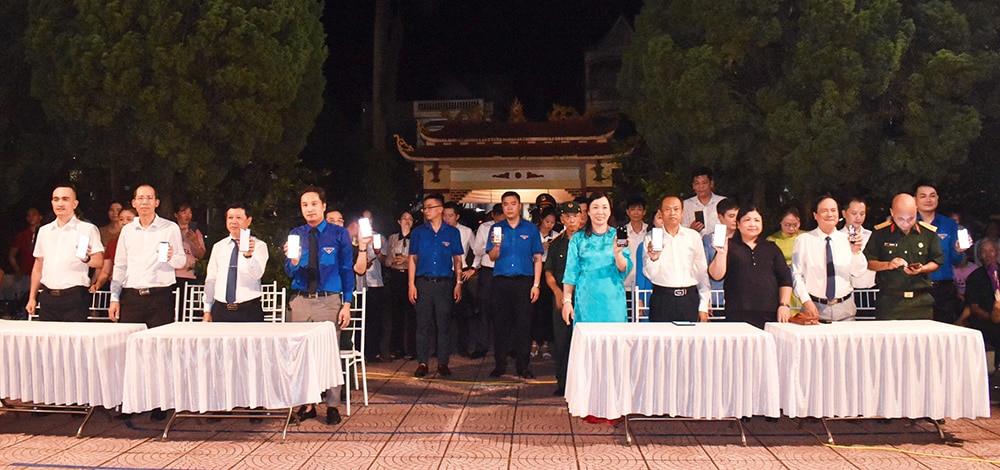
[562,298,572,304]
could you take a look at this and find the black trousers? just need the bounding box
[531,283,555,344]
[414,277,455,366]
[931,280,961,324]
[38,286,89,322]
[364,286,385,359]
[648,285,699,322]
[452,272,477,355]
[210,297,264,322]
[386,268,416,356]
[552,303,573,391]
[492,275,533,372]
[119,287,175,328]
[473,267,495,354]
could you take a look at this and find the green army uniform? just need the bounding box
[863,220,945,320]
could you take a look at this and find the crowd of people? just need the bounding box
[8,170,999,426]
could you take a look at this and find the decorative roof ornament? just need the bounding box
[454,105,484,122]
[508,98,527,123]
[394,134,414,153]
[548,104,582,121]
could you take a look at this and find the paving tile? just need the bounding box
[510,434,576,465]
[0,445,52,465]
[638,434,714,461]
[380,432,452,457]
[446,432,511,459]
[35,450,119,467]
[514,404,572,434]
[231,451,312,469]
[100,452,182,468]
[165,453,246,469]
[314,432,390,458]
[440,457,509,470]
[300,456,375,469]
[397,403,464,433]
[455,404,515,433]
[574,435,645,462]
[369,454,444,469]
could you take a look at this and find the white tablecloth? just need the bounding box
[565,322,780,420]
[0,320,146,409]
[766,320,991,420]
[121,322,343,413]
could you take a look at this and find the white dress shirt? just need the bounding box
[33,216,104,289]
[472,220,496,268]
[454,223,474,268]
[356,240,384,288]
[642,226,712,312]
[111,215,187,302]
[203,236,269,311]
[681,193,726,236]
[791,228,869,302]
[839,226,876,288]
[624,221,648,288]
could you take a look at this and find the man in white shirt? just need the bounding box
[624,196,648,291]
[839,197,876,289]
[469,203,503,358]
[203,204,268,322]
[792,195,868,323]
[444,202,477,356]
[681,167,726,236]
[109,184,187,328]
[643,196,711,322]
[27,185,105,322]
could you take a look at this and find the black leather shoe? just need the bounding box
[518,369,535,379]
[489,368,504,378]
[438,365,452,376]
[150,408,167,421]
[326,407,341,425]
[289,404,316,424]
[414,363,429,377]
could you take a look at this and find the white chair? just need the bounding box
[340,288,368,416]
[87,290,113,321]
[174,284,205,322]
[630,287,728,322]
[260,282,287,323]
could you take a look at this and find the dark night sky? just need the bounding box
[307,0,643,166]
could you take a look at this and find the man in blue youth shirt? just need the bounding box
[284,185,354,426]
[487,191,544,379]
[407,193,464,378]
[914,180,971,324]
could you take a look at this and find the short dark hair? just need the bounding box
[424,192,445,206]
[491,203,503,215]
[501,191,520,202]
[737,203,763,222]
[626,196,646,210]
[779,203,802,220]
[52,184,78,199]
[443,201,461,212]
[175,203,192,213]
[812,193,837,214]
[716,197,738,216]
[843,195,866,208]
[692,167,714,181]
[134,184,157,199]
[911,179,939,195]
[574,195,589,205]
[299,185,326,203]
[226,203,252,219]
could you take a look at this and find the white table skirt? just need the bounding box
[121,322,343,413]
[766,320,991,420]
[566,322,780,420]
[0,320,146,409]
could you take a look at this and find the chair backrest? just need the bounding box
[343,288,367,353]
[854,288,879,320]
[87,290,113,321]
[175,284,205,322]
[260,282,286,323]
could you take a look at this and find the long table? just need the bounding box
[766,320,991,443]
[565,322,780,444]
[121,321,343,439]
[0,319,146,437]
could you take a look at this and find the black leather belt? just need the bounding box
[43,285,85,297]
[809,292,853,305]
[296,291,340,299]
[417,276,452,283]
[654,285,695,296]
[225,297,262,310]
[125,287,172,296]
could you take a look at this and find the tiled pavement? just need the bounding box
[3,354,1000,469]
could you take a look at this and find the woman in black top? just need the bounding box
[708,204,793,329]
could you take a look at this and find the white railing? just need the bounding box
[630,287,880,322]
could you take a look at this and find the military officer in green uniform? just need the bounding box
[864,193,944,319]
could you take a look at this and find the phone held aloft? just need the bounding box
[650,227,664,252]
[286,234,301,259]
[712,223,727,248]
[615,226,628,247]
[239,228,251,252]
[157,242,170,262]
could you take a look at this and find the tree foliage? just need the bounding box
[619,0,1000,213]
[23,0,327,212]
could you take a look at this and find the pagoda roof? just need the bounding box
[418,118,617,144]
[395,138,621,161]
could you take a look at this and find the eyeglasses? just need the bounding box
[422,205,442,211]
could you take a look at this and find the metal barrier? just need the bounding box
[630,287,880,322]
